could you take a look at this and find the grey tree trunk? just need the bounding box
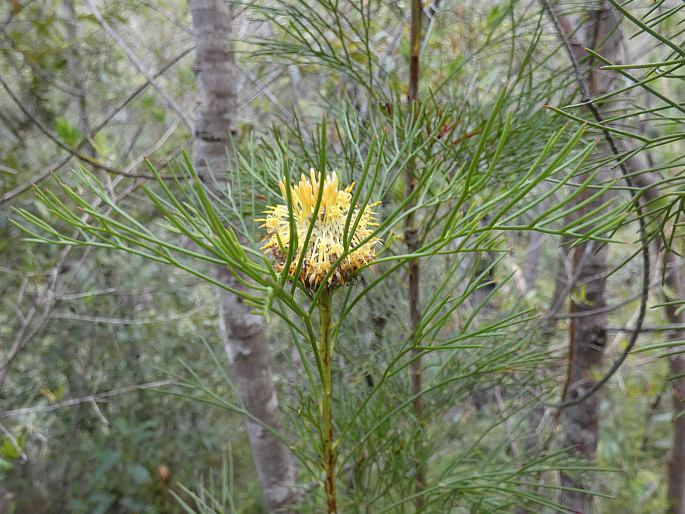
[188,1,299,511]
[559,3,622,512]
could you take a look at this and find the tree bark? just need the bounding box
[558,3,622,512]
[188,1,299,511]
[560,242,608,514]
[624,169,685,514]
[662,252,685,514]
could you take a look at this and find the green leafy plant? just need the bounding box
[13,88,637,508]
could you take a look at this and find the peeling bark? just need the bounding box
[188,1,299,511]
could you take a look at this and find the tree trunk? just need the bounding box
[188,1,299,511]
[662,252,685,514]
[624,170,685,514]
[559,3,622,512]
[559,242,608,513]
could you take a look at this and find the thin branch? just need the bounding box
[607,324,685,333]
[238,65,293,122]
[48,305,209,325]
[83,0,194,131]
[544,240,595,321]
[140,0,193,35]
[641,376,667,450]
[0,26,82,96]
[0,47,193,205]
[0,74,127,175]
[1,380,177,418]
[0,121,181,383]
[0,421,27,461]
[552,277,661,320]
[0,265,59,386]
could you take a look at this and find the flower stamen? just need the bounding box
[258,170,381,290]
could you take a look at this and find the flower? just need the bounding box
[258,169,380,290]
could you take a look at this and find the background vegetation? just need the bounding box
[1,0,683,513]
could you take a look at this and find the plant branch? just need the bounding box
[1,379,177,417]
[318,289,337,513]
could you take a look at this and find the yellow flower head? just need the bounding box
[258,169,381,290]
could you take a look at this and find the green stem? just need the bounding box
[319,288,337,513]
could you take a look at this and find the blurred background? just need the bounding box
[1,1,684,513]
